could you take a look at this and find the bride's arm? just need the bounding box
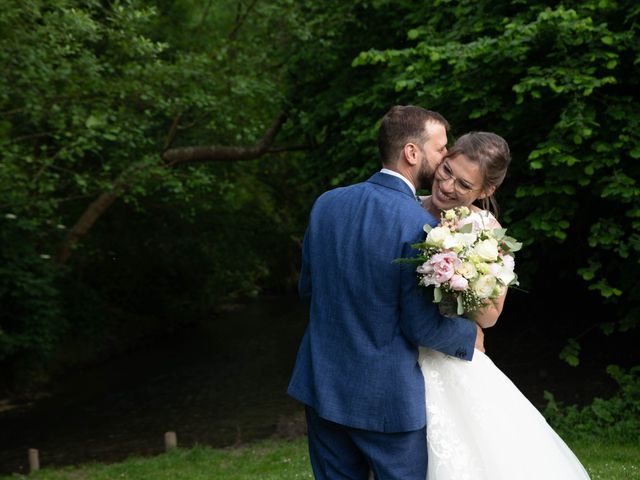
[471,289,507,328]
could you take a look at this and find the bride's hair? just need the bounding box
[445,132,511,216]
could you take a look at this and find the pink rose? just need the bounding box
[449,274,469,291]
[430,252,461,284]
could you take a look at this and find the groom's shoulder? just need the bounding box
[315,179,369,202]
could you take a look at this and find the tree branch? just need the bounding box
[195,0,214,31]
[55,111,291,265]
[161,112,288,166]
[5,132,53,144]
[163,113,182,151]
[228,0,259,41]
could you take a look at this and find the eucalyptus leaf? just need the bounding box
[434,287,442,303]
[458,223,473,234]
[457,295,464,315]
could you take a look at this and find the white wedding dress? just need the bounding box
[419,347,591,480]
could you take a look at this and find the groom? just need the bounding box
[287,105,481,479]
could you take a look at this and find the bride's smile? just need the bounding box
[431,154,484,211]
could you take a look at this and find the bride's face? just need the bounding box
[431,154,487,211]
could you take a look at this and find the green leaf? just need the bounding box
[600,322,615,335]
[559,338,581,367]
[434,287,442,303]
[458,223,473,234]
[457,295,464,315]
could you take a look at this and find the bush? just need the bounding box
[543,365,640,443]
[0,213,66,390]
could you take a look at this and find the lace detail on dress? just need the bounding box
[420,348,485,479]
[418,347,591,480]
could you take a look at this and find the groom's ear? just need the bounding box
[403,143,419,166]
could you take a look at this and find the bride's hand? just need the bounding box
[474,324,485,353]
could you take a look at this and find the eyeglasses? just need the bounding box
[434,161,480,195]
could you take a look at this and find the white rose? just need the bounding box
[457,233,478,248]
[457,212,486,232]
[496,256,516,285]
[426,226,451,247]
[456,261,478,279]
[488,263,501,276]
[473,238,499,262]
[442,233,477,252]
[498,268,516,286]
[472,274,497,299]
[502,254,515,270]
[443,233,463,251]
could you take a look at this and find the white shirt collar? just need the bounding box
[380,168,416,195]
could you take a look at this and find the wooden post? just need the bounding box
[28,448,39,473]
[164,431,177,451]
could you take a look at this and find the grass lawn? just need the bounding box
[1,436,637,479]
[572,441,639,480]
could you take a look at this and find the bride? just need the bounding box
[418,132,591,480]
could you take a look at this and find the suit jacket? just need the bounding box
[287,172,477,433]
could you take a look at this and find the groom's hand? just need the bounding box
[475,325,485,353]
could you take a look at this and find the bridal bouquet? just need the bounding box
[411,206,522,317]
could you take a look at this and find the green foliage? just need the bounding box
[0,0,307,387]
[559,337,582,367]
[0,214,64,387]
[2,0,638,386]
[285,0,640,354]
[543,365,640,443]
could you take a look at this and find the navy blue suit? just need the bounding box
[288,172,477,479]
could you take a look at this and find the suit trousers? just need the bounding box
[305,406,427,480]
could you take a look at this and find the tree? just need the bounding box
[284,0,640,363]
[0,0,308,384]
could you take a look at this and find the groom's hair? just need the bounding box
[378,105,449,165]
